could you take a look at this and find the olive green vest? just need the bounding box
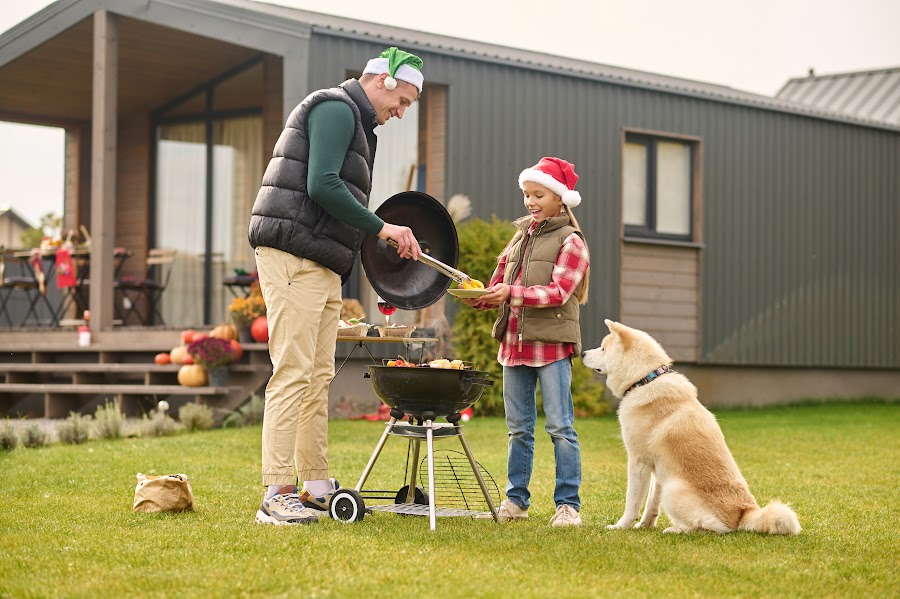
[491,214,585,355]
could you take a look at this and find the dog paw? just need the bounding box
[662,526,684,534]
[635,520,657,529]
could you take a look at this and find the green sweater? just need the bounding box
[306,101,385,234]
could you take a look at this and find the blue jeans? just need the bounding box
[503,358,581,511]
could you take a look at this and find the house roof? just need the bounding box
[223,0,900,132]
[2,0,899,132]
[776,67,900,126]
[0,207,34,230]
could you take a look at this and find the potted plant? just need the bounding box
[228,281,266,342]
[186,337,237,387]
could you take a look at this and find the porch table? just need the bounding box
[5,247,131,327]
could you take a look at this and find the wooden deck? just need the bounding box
[0,328,272,418]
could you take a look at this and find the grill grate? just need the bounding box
[418,449,500,512]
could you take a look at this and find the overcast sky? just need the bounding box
[1,0,898,229]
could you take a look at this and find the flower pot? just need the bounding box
[207,366,228,387]
[238,325,253,344]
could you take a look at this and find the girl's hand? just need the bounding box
[478,283,510,305]
[459,297,482,307]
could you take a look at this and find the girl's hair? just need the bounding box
[497,206,590,305]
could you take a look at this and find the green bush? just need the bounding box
[93,400,124,440]
[57,412,93,445]
[178,402,215,432]
[223,394,265,428]
[0,421,18,451]
[450,216,611,418]
[20,423,50,448]
[450,216,516,416]
[140,409,182,437]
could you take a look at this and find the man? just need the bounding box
[249,47,424,525]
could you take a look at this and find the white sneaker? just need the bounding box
[493,499,528,522]
[255,492,319,525]
[550,504,582,527]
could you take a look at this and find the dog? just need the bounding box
[582,320,800,535]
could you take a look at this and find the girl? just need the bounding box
[464,156,590,527]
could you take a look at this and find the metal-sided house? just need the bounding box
[0,0,897,416]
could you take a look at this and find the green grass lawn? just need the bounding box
[1,402,897,598]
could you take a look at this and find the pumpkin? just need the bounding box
[154,352,171,365]
[177,364,208,387]
[180,329,197,344]
[250,316,269,343]
[229,340,244,362]
[210,323,238,341]
[169,345,189,365]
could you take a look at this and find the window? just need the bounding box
[623,133,696,241]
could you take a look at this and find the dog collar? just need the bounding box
[624,365,673,396]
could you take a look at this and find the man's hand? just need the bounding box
[378,223,421,260]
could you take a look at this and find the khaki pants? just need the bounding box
[255,246,342,486]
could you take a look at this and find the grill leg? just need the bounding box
[405,439,422,503]
[455,423,500,523]
[425,418,436,530]
[354,417,398,491]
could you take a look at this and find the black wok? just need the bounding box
[365,365,493,419]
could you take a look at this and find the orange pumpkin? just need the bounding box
[180,329,197,344]
[229,340,244,362]
[177,364,207,387]
[250,316,268,343]
[154,352,171,365]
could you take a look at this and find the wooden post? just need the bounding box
[89,10,118,332]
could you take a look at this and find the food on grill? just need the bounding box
[387,356,414,367]
[428,358,466,370]
[460,279,484,290]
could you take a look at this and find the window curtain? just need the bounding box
[155,116,262,327]
[156,122,206,327]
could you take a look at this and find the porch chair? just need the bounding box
[114,248,177,326]
[0,250,49,328]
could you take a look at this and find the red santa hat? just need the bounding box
[518,157,581,208]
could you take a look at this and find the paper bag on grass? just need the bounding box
[133,473,194,513]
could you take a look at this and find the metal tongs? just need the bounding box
[386,239,473,285]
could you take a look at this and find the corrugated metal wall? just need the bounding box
[308,33,900,369]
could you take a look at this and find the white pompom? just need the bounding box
[157,400,170,413]
[562,190,581,208]
[384,76,397,90]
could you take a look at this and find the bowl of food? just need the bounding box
[337,320,371,337]
[376,325,416,338]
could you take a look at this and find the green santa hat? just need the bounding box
[363,47,424,92]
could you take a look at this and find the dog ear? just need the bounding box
[606,320,633,352]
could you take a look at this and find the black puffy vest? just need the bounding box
[248,79,376,279]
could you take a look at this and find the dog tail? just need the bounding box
[739,500,801,535]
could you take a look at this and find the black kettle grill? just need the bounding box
[330,192,500,529]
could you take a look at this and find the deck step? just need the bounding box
[0,363,268,374]
[0,383,236,395]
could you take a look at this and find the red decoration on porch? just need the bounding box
[250,316,268,343]
[55,247,76,288]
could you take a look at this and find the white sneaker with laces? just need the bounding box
[255,492,319,525]
[495,499,528,522]
[550,504,582,527]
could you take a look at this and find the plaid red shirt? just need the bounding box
[479,221,590,367]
